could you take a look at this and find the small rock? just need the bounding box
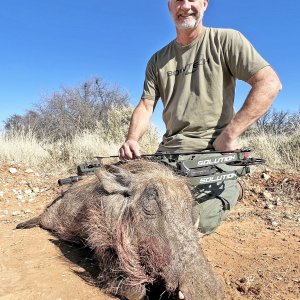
[12,211,21,216]
[9,167,17,174]
[239,276,255,284]
[261,173,270,181]
[12,189,22,195]
[225,279,231,286]
[274,199,282,206]
[271,221,279,227]
[252,186,262,194]
[0,191,4,197]
[23,209,32,214]
[16,195,23,201]
[282,178,289,183]
[25,168,34,173]
[296,217,300,222]
[2,210,9,215]
[32,187,40,193]
[283,212,293,220]
[24,189,32,195]
[263,191,273,201]
[264,203,274,210]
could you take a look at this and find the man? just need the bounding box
[120,1,281,295]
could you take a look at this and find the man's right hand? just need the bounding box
[119,139,141,160]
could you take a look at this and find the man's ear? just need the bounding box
[203,0,209,11]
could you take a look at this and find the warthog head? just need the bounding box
[17,160,224,300]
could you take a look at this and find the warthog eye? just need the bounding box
[141,187,161,217]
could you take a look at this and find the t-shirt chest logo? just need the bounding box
[167,57,209,77]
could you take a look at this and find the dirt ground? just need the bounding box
[0,163,299,300]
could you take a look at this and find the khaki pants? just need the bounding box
[158,153,240,235]
[190,173,239,235]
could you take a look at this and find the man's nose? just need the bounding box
[180,0,192,11]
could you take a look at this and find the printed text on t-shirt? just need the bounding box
[167,58,209,77]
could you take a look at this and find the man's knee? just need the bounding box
[191,181,240,235]
[192,198,226,234]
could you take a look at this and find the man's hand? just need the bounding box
[212,133,239,152]
[119,139,141,160]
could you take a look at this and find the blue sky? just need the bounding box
[0,0,299,133]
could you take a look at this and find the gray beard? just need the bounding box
[174,12,203,30]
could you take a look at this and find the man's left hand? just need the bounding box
[212,134,239,152]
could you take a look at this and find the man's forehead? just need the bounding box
[168,0,207,3]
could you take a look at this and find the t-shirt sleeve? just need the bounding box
[223,30,270,81]
[141,55,160,101]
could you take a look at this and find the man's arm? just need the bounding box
[213,66,282,151]
[119,98,155,159]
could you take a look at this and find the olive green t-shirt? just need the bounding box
[142,27,269,153]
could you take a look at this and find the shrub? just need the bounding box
[4,77,130,141]
[255,108,300,135]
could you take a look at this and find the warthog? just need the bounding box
[17,160,224,300]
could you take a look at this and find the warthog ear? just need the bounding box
[95,165,132,195]
[141,185,161,217]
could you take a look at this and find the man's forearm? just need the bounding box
[214,66,282,151]
[225,79,281,138]
[119,98,155,159]
[126,99,154,141]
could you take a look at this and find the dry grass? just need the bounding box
[1,126,299,173]
[239,129,300,171]
[0,131,50,167]
[0,127,159,174]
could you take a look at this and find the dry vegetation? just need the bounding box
[0,121,159,173]
[1,113,299,174]
[240,129,300,171]
[0,78,159,173]
[240,109,300,171]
